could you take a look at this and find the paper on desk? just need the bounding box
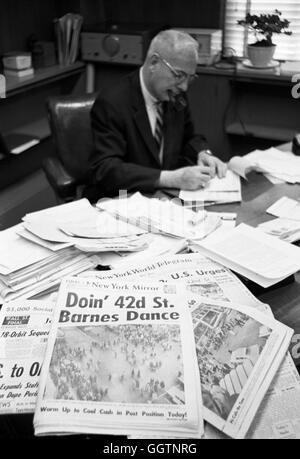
[258,217,300,243]
[58,212,146,238]
[266,197,300,221]
[97,192,217,239]
[192,223,300,287]
[17,226,73,251]
[244,148,300,184]
[23,198,98,223]
[228,156,267,179]
[179,170,241,203]
[0,224,54,275]
[74,233,150,253]
[0,253,100,303]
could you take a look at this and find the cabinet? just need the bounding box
[0,62,86,189]
[188,65,300,159]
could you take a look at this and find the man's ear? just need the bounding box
[149,53,159,67]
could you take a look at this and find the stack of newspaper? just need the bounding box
[33,277,204,438]
[79,253,295,439]
[1,254,297,439]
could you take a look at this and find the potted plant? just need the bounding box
[237,10,292,67]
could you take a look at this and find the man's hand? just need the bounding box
[198,150,227,178]
[157,166,214,190]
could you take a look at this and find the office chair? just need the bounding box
[43,93,97,203]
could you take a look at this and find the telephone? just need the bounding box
[167,90,187,110]
[292,133,300,156]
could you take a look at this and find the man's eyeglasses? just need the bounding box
[155,53,198,84]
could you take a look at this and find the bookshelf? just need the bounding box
[5,62,86,97]
[0,62,86,188]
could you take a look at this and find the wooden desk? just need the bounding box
[199,144,300,371]
[1,156,300,439]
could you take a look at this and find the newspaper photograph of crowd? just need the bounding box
[187,281,229,302]
[44,323,185,405]
[191,303,271,420]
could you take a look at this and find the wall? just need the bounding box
[0,0,102,57]
[102,0,223,28]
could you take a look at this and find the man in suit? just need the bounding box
[84,29,226,201]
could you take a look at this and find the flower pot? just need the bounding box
[247,44,276,68]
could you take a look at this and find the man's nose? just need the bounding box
[177,79,189,92]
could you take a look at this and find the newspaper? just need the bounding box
[189,297,293,438]
[34,277,203,438]
[0,300,54,414]
[80,253,266,311]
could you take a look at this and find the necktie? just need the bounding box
[154,102,164,154]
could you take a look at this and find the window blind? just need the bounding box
[225,0,300,60]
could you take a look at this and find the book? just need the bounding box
[4,67,34,78]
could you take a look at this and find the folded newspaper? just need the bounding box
[0,299,54,414]
[79,254,295,439]
[33,277,203,438]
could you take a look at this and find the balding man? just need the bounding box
[84,29,227,201]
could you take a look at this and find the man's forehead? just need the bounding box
[169,54,197,73]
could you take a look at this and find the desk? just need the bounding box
[1,151,300,439]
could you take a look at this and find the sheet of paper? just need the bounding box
[59,212,146,238]
[179,171,241,203]
[244,148,300,183]
[0,225,53,275]
[193,223,300,287]
[228,156,267,179]
[267,197,300,221]
[258,217,300,243]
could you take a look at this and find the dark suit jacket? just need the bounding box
[84,70,208,201]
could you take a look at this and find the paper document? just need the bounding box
[179,170,241,204]
[192,223,300,287]
[97,192,220,240]
[258,217,300,243]
[0,224,54,275]
[266,197,300,221]
[243,148,300,184]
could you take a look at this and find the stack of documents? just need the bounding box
[20,199,149,253]
[179,170,242,204]
[190,223,300,287]
[97,192,221,240]
[233,147,300,184]
[0,224,100,303]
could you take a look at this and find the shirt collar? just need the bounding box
[139,66,158,108]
